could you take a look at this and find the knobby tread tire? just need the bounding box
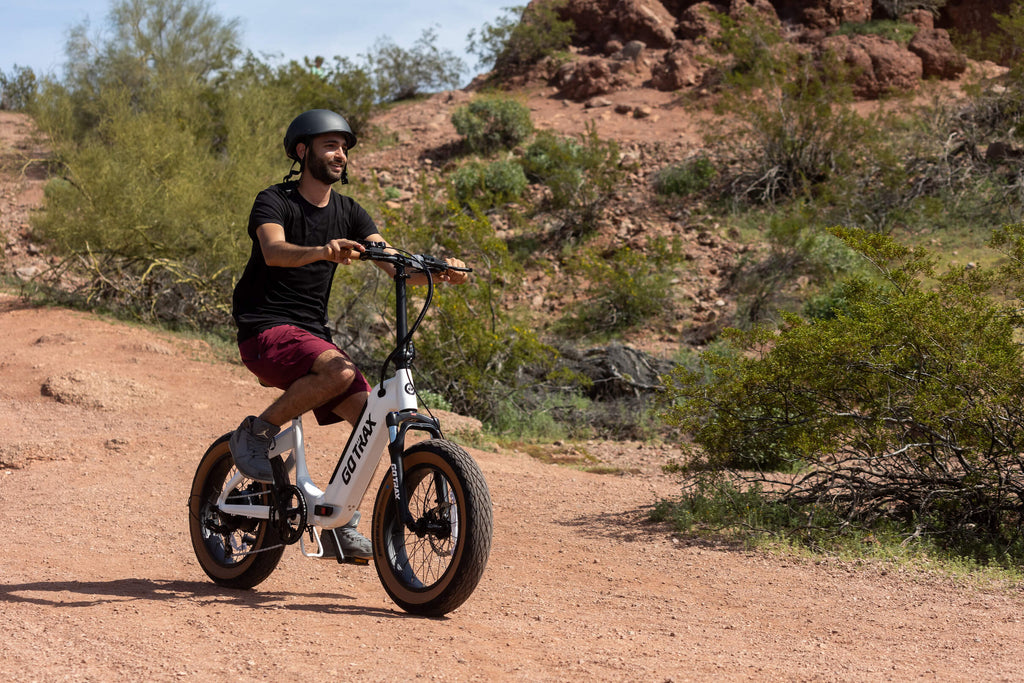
[371,439,493,616]
[188,435,285,590]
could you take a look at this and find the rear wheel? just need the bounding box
[371,439,492,616]
[188,435,285,589]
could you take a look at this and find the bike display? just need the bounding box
[187,243,493,616]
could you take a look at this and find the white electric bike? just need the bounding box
[188,243,492,617]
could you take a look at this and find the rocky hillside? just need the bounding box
[522,0,997,99]
[416,1,1005,351]
[2,0,1015,418]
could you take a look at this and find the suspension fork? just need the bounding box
[386,410,442,534]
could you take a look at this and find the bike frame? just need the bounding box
[213,249,447,546]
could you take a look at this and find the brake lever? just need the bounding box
[416,254,474,273]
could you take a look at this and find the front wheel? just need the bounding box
[188,434,285,589]
[371,439,493,616]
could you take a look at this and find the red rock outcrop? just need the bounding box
[545,0,990,101]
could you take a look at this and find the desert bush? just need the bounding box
[661,226,1024,564]
[364,27,465,102]
[451,158,528,207]
[451,95,534,155]
[258,55,377,135]
[709,5,785,84]
[27,0,312,328]
[988,0,1024,71]
[466,1,573,76]
[875,0,947,20]
[720,60,871,205]
[56,0,242,139]
[351,195,558,424]
[520,123,622,238]
[0,65,38,111]
[834,20,919,45]
[731,207,862,326]
[561,237,683,334]
[653,157,717,197]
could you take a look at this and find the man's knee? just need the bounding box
[312,350,356,387]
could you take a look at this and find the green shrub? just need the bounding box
[521,124,622,238]
[257,55,377,136]
[713,54,871,205]
[653,157,717,197]
[561,237,682,334]
[710,5,785,84]
[451,162,485,203]
[835,20,919,45]
[360,196,558,424]
[467,1,574,76]
[451,95,534,155]
[875,0,947,20]
[661,226,1024,564]
[732,207,862,326]
[0,65,37,111]
[451,158,528,207]
[966,0,1024,71]
[364,27,465,102]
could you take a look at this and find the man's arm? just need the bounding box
[256,223,365,267]
[257,224,468,284]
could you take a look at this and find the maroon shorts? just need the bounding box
[238,325,371,426]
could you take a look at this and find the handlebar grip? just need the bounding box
[356,244,472,273]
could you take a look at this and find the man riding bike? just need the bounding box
[228,109,468,560]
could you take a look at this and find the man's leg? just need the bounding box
[231,349,360,483]
[259,349,360,426]
[232,347,373,559]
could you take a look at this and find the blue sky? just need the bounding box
[1,0,514,83]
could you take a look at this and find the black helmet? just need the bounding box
[283,109,357,161]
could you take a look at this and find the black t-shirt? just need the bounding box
[232,181,378,343]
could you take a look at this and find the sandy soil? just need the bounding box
[2,103,1024,682]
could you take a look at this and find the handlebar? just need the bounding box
[357,240,472,275]
[355,240,470,386]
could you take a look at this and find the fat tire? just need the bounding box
[371,439,492,616]
[188,434,285,589]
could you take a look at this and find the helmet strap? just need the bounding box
[282,158,301,183]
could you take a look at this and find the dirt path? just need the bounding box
[0,298,1022,682]
[2,110,1024,682]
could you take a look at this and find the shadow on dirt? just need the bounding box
[0,578,412,618]
[563,505,747,552]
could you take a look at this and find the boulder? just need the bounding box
[675,0,779,40]
[819,33,923,98]
[773,0,871,28]
[651,41,716,90]
[555,57,616,100]
[676,1,727,41]
[729,0,782,26]
[560,0,678,50]
[908,28,968,80]
[901,9,934,30]
[986,141,1024,164]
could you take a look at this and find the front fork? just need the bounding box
[386,410,444,535]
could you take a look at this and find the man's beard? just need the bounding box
[305,151,345,184]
